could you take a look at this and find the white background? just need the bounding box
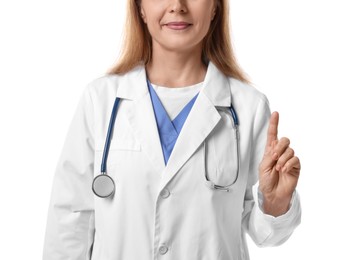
[1,0,353,259]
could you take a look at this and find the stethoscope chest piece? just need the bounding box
[92,174,115,198]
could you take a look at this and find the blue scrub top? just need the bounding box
[147,80,199,165]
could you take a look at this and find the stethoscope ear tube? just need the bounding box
[205,180,231,192]
[204,104,240,192]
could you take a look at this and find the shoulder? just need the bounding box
[228,77,269,106]
[228,77,271,123]
[84,74,121,97]
[84,65,143,98]
[77,74,123,113]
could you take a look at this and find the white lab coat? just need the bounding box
[43,62,301,260]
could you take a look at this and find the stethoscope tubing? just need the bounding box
[204,105,240,192]
[101,97,121,174]
[94,96,240,198]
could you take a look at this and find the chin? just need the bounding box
[159,39,201,53]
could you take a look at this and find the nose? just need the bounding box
[169,0,187,13]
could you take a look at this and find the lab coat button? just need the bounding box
[160,189,170,198]
[158,245,168,255]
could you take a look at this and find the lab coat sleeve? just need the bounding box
[42,84,95,260]
[241,94,301,247]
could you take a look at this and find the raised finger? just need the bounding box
[266,111,279,147]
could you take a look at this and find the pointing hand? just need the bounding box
[258,112,301,217]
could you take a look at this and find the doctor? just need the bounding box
[43,0,301,259]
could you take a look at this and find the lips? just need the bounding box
[164,22,192,30]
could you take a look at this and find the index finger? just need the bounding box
[266,111,279,147]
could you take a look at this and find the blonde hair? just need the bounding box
[106,0,251,84]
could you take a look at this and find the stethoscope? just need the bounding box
[92,91,240,198]
[204,106,240,192]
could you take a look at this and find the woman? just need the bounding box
[43,0,301,259]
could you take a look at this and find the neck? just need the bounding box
[146,43,207,88]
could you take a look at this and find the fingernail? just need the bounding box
[282,166,287,172]
[272,153,278,160]
[276,164,281,171]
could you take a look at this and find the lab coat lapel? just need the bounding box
[116,65,166,173]
[159,62,231,191]
[115,62,231,189]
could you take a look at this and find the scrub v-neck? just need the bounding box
[147,80,199,165]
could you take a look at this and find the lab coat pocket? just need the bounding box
[205,114,239,187]
[95,138,141,172]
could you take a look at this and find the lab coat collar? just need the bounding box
[116,61,231,192]
[116,61,231,107]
